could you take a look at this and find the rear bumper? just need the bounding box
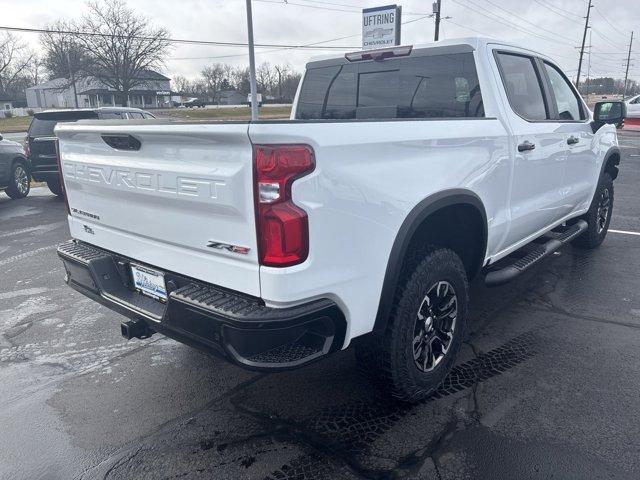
[57,241,346,370]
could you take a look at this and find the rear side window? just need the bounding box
[496,52,547,121]
[28,118,57,136]
[99,112,125,119]
[544,62,585,121]
[29,111,99,136]
[296,52,484,120]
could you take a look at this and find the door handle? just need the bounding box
[517,140,536,152]
[567,135,579,145]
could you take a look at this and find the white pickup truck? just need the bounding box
[56,37,625,401]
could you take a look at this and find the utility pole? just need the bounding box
[576,0,593,89]
[433,0,442,41]
[623,31,634,100]
[585,29,592,97]
[245,0,258,120]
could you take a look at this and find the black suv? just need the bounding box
[26,107,155,196]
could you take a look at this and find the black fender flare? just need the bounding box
[372,189,488,333]
[600,146,621,181]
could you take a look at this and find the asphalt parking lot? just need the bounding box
[1,134,640,480]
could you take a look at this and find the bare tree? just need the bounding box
[24,56,44,86]
[233,67,251,95]
[201,64,225,103]
[0,33,34,95]
[172,75,190,94]
[281,72,301,101]
[256,62,275,95]
[40,20,92,80]
[75,0,171,105]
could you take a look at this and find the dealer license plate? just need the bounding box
[131,263,167,302]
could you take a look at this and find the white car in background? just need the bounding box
[625,94,640,117]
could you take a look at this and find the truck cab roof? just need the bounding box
[307,36,556,65]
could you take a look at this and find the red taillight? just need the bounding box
[54,138,70,214]
[254,144,315,267]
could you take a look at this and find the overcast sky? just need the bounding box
[2,0,638,82]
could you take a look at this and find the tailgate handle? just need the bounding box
[101,134,141,151]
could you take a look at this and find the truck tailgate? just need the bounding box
[56,122,260,297]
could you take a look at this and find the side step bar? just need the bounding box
[485,220,588,287]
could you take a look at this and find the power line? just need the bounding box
[482,0,577,44]
[532,0,582,23]
[171,13,432,61]
[533,0,582,19]
[441,17,575,65]
[593,6,628,39]
[0,25,356,49]
[172,32,361,60]
[441,18,486,36]
[259,0,430,16]
[253,0,359,13]
[450,0,574,47]
[591,28,627,51]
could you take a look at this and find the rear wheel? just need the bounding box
[47,177,63,197]
[356,246,468,402]
[5,161,30,199]
[573,172,613,249]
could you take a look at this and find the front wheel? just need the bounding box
[47,178,63,197]
[572,172,614,249]
[356,247,469,402]
[5,161,30,199]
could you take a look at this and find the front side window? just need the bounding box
[496,52,547,121]
[296,52,484,120]
[99,112,124,119]
[544,62,585,121]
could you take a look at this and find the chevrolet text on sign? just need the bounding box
[362,4,402,50]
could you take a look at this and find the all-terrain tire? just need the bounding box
[356,246,469,402]
[572,172,614,249]
[5,161,30,199]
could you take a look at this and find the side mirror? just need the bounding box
[0,133,3,141]
[593,101,626,130]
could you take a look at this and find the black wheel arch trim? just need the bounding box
[600,146,621,180]
[372,189,488,333]
[11,154,29,170]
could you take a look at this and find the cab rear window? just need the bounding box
[296,52,484,120]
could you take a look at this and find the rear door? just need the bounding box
[493,50,568,248]
[28,111,99,176]
[540,60,597,214]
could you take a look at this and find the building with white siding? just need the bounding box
[26,70,172,109]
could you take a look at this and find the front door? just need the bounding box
[541,60,597,215]
[493,50,568,249]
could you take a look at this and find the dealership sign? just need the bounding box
[362,5,402,50]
